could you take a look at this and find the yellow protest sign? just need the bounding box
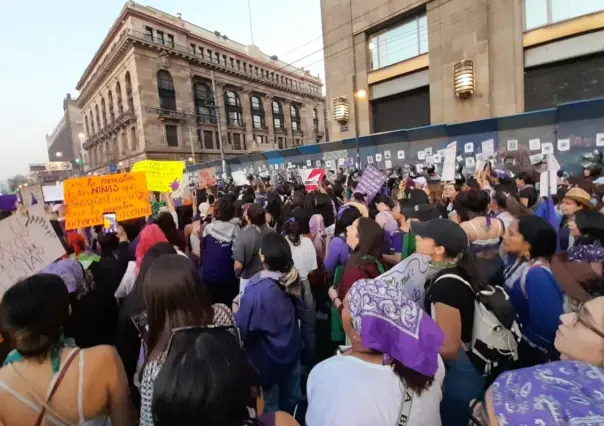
[63,172,151,230]
[132,160,185,192]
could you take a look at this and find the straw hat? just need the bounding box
[563,187,595,210]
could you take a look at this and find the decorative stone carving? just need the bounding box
[158,51,171,69]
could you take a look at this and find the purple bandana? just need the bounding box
[347,278,443,377]
[42,259,84,293]
[491,360,604,424]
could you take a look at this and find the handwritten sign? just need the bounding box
[377,253,431,306]
[355,165,387,203]
[0,204,67,296]
[132,160,184,192]
[198,168,217,189]
[63,172,151,230]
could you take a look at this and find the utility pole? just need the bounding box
[248,0,255,45]
[211,70,227,178]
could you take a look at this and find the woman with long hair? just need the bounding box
[0,274,134,425]
[307,279,445,425]
[234,232,303,414]
[412,218,486,425]
[139,254,234,426]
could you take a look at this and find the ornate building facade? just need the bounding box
[77,1,325,174]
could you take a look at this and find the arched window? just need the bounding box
[85,116,90,137]
[90,113,95,134]
[108,91,115,121]
[116,82,124,114]
[313,107,319,132]
[125,72,134,112]
[100,97,107,127]
[193,82,216,125]
[224,90,242,126]
[94,104,101,130]
[251,95,265,130]
[272,100,284,130]
[157,70,176,111]
[291,104,301,133]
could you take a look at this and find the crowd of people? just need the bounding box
[0,162,604,426]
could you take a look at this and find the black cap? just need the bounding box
[411,219,468,255]
[402,203,441,222]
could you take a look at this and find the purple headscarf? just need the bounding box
[491,360,604,424]
[42,259,84,294]
[347,278,444,377]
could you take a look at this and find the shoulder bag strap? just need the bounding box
[397,388,415,426]
[435,273,475,294]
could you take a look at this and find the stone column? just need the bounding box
[281,99,292,148]
[214,81,229,153]
[241,89,254,151]
[299,103,313,145]
[263,95,276,148]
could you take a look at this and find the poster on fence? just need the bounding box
[132,160,185,192]
[298,168,325,191]
[63,172,151,230]
[376,253,431,306]
[0,204,67,297]
[355,165,387,202]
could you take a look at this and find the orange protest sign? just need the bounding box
[63,172,151,230]
[198,168,216,189]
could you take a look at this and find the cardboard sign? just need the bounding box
[232,170,249,186]
[63,172,151,230]
[0,204,67,296]
[42,184,64,202]
[355,165,387,202]
[377,253,431,306]
[198,168,217,188]
[298,168,325,191]
[171,174,191,207]
[441,141,457,182]
[132,160,184,192]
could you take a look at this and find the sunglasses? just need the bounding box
[573,303,604,340]
[165,325,242,357]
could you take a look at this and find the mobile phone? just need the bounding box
[102,212,118,234]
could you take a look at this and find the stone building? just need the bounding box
[46,94,85,165]
[77,1,326,174]
[321,0,604,140]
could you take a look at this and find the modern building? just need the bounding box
[46,94,85,164]
[76,0,326,174]
[321,0,604,140]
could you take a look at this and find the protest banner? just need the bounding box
[0,204,67,297]
[63,172,151,230]
[377,253,431,306]
[132,160,184,192]
[355,165,387,202]
[198,168,217,188]
[298,168,325,191]
[42,183,64,202]
[170,173,191,207]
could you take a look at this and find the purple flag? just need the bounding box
[0,194,18,211]
[31,194,38,206]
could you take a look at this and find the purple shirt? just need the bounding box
[324,236,350,273]
[234,271,302,387]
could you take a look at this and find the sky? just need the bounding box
[0,0,325,183]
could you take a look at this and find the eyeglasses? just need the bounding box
[573,303,604,340]
[165,325,242,358]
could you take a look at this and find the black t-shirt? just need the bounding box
[424,266,475,344]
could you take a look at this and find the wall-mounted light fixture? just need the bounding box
[454,60,475,99]
[333,96,350,125]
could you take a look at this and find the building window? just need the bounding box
[165,125,178,147]
[272,101,284,130]
[157,70,177,111]
[125,72,134,112]
[94,104,101,130]
[207,49,213,61]
[291,104,301,133]
[295,138,301,146]
[523,0,603,30]
[277,136,285,149]
[108,91,115,121]
[130,126,138,150]
[313,108,319,132]
[145,26,153,42]
[156,30,165,45]
[90,113,95,134]
[233,133,242,150]
[256,135,264,145]
[167,34,174,48]
[190,43,196,54]
[251,95,265,129]
[203,130,214,149]
[193,82,216,124]
[85,116,90,137]
[101,97,107,127]
[116,82,124,114]
[369,14,428,71]
[224,90,243,126]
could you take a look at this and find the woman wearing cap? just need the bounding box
[559,187,596,251]
[502,215,563,368]
[412,218,485,425]
[307,278,445,426]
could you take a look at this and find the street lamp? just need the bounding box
[188,157,194,162]
[353,88,367,167]
[55,152,63,158]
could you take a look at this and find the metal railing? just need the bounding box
[83,110,136,149]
